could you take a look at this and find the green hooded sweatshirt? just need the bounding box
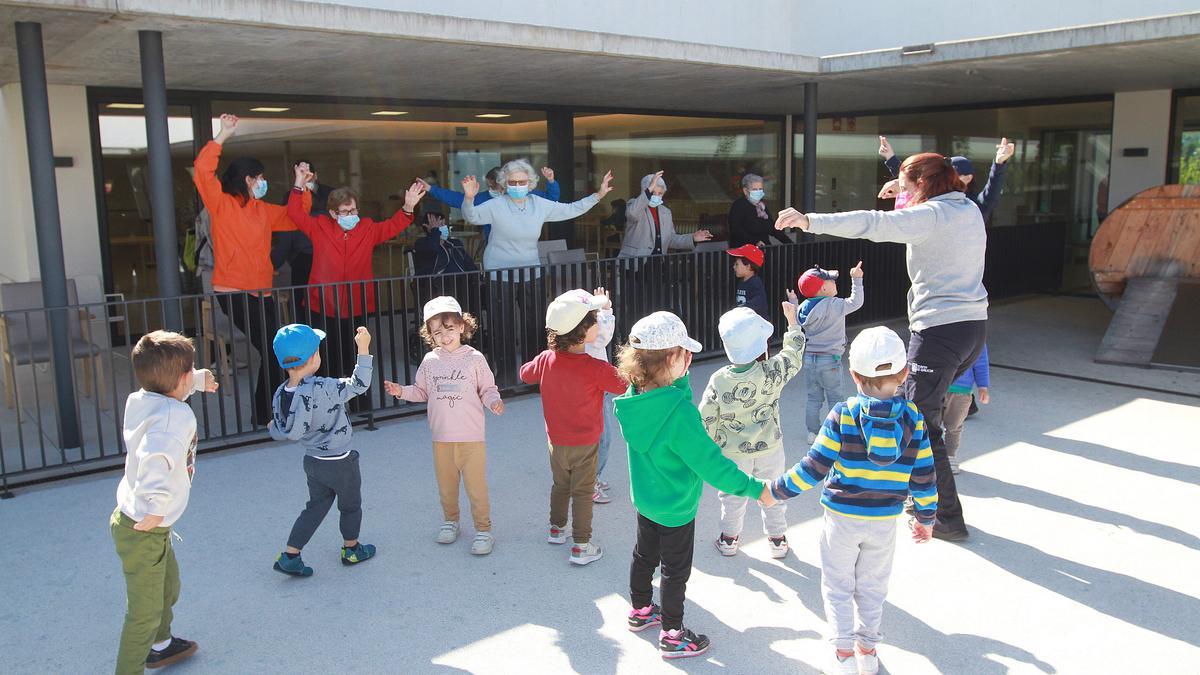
[614,372,767,527]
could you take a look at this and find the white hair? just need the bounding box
[640,173,667,193]
[741,173,764,189]
[497,159,538,191]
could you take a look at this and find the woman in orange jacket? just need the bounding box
[193,113,308,426]
[287,162,426,381]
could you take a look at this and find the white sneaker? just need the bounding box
[714,534,739,556]
[949,456,961,475]
[547,524,568,545]
[806,431,818,445]
[436,521,459,544]
[592,486,612,504]
[596,479,610,492]
[857,646,879,675]
[768,535,789,559]
[832,650,858,674]
[470,532,494,555]
[570,541,603,565]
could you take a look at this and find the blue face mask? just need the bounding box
[506,185,530,199]
[748,189,765,203]
[438,225,450,240]
[336,214,360,231]
[648,194,664,208]
[487,189,503,199]
[252,178,268,200]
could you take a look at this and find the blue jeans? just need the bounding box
[597,393,617,479]
[805,353,845,433]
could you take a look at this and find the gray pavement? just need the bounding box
[1,296,1198,674]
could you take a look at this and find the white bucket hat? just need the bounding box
[629,311,702,352]
[718,307,773,364]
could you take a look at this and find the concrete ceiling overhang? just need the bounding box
[1,0,1199,115]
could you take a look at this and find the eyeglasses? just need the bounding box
[506,179,530,187]
[335,208,359,216]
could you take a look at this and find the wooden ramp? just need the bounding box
[1096,278,1200,370]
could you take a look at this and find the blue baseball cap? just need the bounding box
[273,324,326,369]
[950,156,975,177]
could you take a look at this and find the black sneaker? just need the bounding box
[932,523,970,542]
[145,637,197,669]
[659,627,710,659]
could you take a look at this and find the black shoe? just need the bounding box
[146,637,197,669]
[932,524,970,542]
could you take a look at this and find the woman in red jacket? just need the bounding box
[287,162,426,379]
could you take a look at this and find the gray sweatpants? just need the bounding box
[717,450,788,537]
[819,510,897,650]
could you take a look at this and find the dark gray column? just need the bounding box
[803,82,818,213]
[15,22,80,449]
[546,110,576,246]
[138,30,182,330]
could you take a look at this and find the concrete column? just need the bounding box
[138,30,182,328]
[1108,90,1172,212]
[783,113,794,206]
[546,110,576,246]
[803,82,818,213]
[15,22,80,449]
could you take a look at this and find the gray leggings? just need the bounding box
[942,392,973,458]
[287,451,362,549]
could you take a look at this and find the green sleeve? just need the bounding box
[672,404,765,499]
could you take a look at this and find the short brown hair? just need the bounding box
[616,343,681,391]
[735,257,761,274]
[420,312,478,348]
[326,187,359,213]
[547,310,598,352]
[854,364,908,393]
[132,330,195,395]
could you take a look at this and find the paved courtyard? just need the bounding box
[1,296,1198,674]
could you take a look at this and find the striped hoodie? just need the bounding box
[770,394,938,524]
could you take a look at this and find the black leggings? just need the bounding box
[217,293,282,426]
[630,513,696,632]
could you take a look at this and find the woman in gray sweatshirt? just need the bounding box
[775,152,986,542]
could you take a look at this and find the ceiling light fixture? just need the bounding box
[371,110,409,116]
[250,107,290,112]
[900,44,935,56]
[106,103,145,109]
[475,113,511,119]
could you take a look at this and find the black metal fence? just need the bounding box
[0,222,1064,492]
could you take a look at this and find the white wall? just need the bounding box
[1108,90,1173,211]
[300,0,1200,56]
[0,84,102,286]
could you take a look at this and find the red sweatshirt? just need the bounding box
[520,349,627,445]
[286,188,413,317]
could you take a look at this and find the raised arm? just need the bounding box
[458,176,497,225]
[426,183,466,209]
[974,161,1007,221]
[765,307,806,386]
[287,188,322,237]
[374,181,423,243]
[193,139,229,218]
[540,193,600,223]
[839,265,865,315]
[332,355,373,402]
[781,205,937,245]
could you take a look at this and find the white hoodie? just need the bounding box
[115,370,206,527]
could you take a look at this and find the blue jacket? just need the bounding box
[949,345,990,393]
[884,155,1006,222]
[428,182,561,241]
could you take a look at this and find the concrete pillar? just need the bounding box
[546,110,576,246]
[1108,90,1172,211]
[15,21,80,449]
[138,30,182,328]
[783,114,794,207]
[803,82,818,213]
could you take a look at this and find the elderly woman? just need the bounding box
[460,159,612,270]
[776,152,986,544]
[619,170,712,258]
[727,173,792,249]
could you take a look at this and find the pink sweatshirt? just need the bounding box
[400,345,501,443]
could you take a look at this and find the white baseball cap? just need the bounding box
[629,311,703,353]
[546,289,608,333]
[422,296,463,323]
[718,307,773,364]
[848,326,909,377]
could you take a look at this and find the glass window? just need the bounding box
[574,114,782,253]
[210,101,547,276]
[1170,93,1200,184]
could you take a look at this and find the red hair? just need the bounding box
[899,153,965,206]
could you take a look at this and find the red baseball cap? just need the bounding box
[798,266,838,297]
[726,244,764,267]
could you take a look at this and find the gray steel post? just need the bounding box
[803,82,818,213]
[15,22,81,449]
[139,30,183,330]
[546,110,576,246]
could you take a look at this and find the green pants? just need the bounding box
[110,508,179,675]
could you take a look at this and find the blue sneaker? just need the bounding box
[273,552,313,577]
[341,542,376,565]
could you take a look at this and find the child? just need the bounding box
[111,331,217,674]
[943,344,990,474]
[583,287,618,505]
[701,303,806,559]
[727,244,769,321]
[520,289,627,565]
[769,326,936,675]
[787,262,865,445]
[384,297,504,555]
[614,311,773,659]
[269,323,376,576]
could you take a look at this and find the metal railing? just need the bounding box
[0,222,1065,492]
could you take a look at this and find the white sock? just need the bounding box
[152,638,172,652]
